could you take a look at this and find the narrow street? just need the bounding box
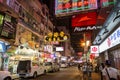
[19,66,100,80]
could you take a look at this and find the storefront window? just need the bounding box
[110,49,120,70]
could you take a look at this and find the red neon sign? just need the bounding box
[72,12,97,27]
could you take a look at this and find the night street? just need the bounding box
[19,66,100,80]
[0,0,120,80]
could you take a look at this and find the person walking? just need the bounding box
[102,60,120,80]
[88,64,93,77]
[78,63,81,71]
[99,63,105,80]
[82,62,88,80]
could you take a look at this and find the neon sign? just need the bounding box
[55,0,98,17]
[72,12,97,27]
[100,0,117,7]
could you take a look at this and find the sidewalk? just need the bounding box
[78,70,101,80]
[91,72,101,80]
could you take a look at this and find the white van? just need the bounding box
[17,60,46,78]
[0,71,12,80]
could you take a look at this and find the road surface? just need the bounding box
[19,66,100,80]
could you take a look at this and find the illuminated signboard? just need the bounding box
[56,47,64,51]
[0,41,6,53]
[55,0,98,17]
[72,12,97,27]
[100,0,117,7]
[90,45,99,53]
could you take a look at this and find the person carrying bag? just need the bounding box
[105,68,116,80]
[102,60,120,80]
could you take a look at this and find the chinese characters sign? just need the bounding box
[100,0,117,7]
[99,27,120,53]
[55,0,98,17]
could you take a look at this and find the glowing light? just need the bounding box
[86,40,90,46]
[55,0,98,16]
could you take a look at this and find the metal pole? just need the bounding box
[84,32,87,62]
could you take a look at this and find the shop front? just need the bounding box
[99,26,120,69]
[98,2,120,69]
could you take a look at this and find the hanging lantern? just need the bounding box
[53,37,56,41]
[48,32,53,37]
[60,31,64,37]
[48,38,52,42]
[63,35,68,40]
[54,32,58,37]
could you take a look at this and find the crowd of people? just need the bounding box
[78,61,93,80]
[77,60,120,80]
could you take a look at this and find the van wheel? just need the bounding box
[4,77,11,80]
[33,72,37,78]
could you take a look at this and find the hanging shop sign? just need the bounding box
[56,47,64,51]
[44,45,53,53]
[100,0,117,8]
[72,12,97,27]
[55,0,98,17]
[90,45,99,54]
[99,27,120,53]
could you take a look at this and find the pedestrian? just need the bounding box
[99,63,105,80]
[82,62,88,80]
[88,64,93,77]
[102,60,120,80]
[78,63,81,71]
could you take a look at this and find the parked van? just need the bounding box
[17,60,46,78]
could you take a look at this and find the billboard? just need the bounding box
[55,0,98,17]
[72,12,97,27]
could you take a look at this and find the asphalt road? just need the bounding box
[19,66,100,80]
